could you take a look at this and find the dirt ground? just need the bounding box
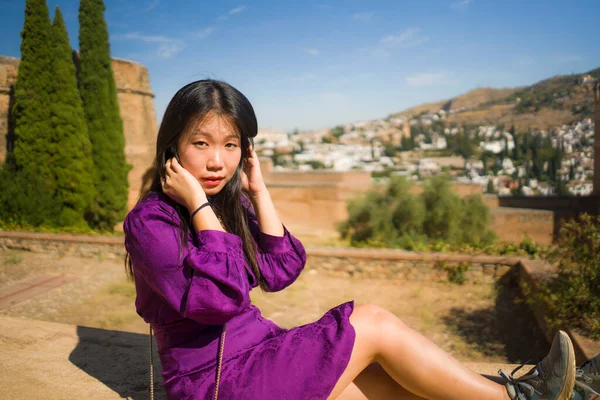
[0,247,549,364]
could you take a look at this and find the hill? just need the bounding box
[390,67,600,131]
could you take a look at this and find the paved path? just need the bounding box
[0,275,78,310]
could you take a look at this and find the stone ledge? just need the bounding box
[309,246,522,265]
[519,259,600,364]
[0,230,123,245]
[0,230,522,264]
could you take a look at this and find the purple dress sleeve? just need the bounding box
[124,204,251,325]
[244,203,307,292]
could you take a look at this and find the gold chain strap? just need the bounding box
[214,323,227,400]
[149,325,154,400]
[148,323,227,400]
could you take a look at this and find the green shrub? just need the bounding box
[338,175,496,250]
[422,175,462,242]
[536,214,600,339]
[459,195,497,245]
[436,261,471,285]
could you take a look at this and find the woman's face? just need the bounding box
[177,111,242,196]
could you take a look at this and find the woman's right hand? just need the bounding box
[162,158,207,212]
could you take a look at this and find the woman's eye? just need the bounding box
[194,141,207,147]
[225,143,238,148]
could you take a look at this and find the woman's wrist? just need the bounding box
[248,185,269,203]
[187,194,208,213]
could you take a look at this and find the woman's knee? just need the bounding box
[350,304,403,349]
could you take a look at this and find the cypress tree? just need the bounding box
[78,0,130,230]
[2,0,61,226]
[50,7,96,228]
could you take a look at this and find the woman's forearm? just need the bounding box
[189,202,226,233]
[249,188,284,237]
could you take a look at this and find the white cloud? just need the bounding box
[157,42,184,58]
[406,71,455,86]
[352,12,374,22]
[451,0,472,9]
[306,48,321,56]
[197,27,213,39]
[380,28,428,48]
[114,32,184,58]
[219,5,247,20]
[145,0,159,12]
[229,6,247,15]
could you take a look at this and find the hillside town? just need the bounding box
[255,112,596,197]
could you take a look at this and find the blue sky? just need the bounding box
[1,0,600,131]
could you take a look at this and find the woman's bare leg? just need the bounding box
[327,304,509,400]
[336,362,427,400]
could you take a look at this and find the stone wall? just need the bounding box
[0,56,19,160]
[489,208,555,244]
[0,231,518,284]
[307,247,517,283]
[0,55,158,211]
[265,163,559,244]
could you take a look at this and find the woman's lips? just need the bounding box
[202,178,223,187]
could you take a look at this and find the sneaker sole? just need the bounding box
[556,330,577,400]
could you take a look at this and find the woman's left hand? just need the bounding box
[241,146,267,197]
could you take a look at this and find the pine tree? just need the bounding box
[49,7,96,228]
[486,179,495,194]
[78,0,130,230]
[2,0,62,226]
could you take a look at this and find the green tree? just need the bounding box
[387,177,425,240]
[337,176,425,248]
[49,7,96,228]
[537,214,600,338]
[79,0,130,230]
[4,0,62,226]
[421,175,462,242]
[383,142,397,157]
[486,179,495,194]
[331,125,345,139]
[0,160,62,227]
[460,195,496,245]
[401,136,413,151]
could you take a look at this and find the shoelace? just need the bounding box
[499,363,543,399]
[575,366,600,395]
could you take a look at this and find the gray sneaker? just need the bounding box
[499,330,576,400]
[572,353,600,400]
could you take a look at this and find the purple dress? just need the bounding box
[123,192,356,399]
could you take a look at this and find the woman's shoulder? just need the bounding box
[126,191,181,223]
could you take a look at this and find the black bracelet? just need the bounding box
[190,202,211,221]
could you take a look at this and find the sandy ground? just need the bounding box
[0,247,550,364]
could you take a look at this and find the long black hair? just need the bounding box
[124,79,269,291]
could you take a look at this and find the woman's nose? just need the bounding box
[206,149,224,170]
